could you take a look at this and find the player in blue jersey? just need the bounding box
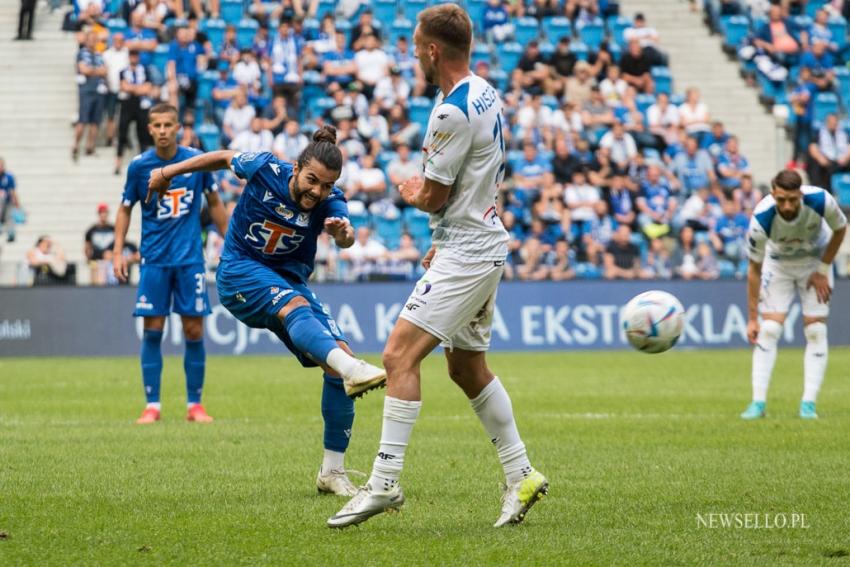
[113,103,229,425]
[145,125,387,496]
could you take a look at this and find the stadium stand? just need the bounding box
[0,0,848,286]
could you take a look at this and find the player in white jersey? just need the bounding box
[741,170,847,420]
[329,4,547,528]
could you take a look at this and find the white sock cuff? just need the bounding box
[470,377,502,410]
[759,319,783,344]
[384,396,422,423]
[804,322,827,343]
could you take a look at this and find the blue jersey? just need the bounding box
[122,146,217,266]
[221,152,349,284]
[0,172,15,202]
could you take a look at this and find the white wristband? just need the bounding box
[817,262,831,276]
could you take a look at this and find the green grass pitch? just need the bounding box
[1,349,850,565]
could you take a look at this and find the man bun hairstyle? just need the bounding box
[417,4,472,60]
[297,124,343,172]
[772,169,803,192]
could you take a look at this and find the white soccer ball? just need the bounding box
[622,290,685,354]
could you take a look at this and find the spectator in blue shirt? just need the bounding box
[167,26,205,114]
[607,173,636,228]
[710,199,749,262]
[806,9,837,53]
[0,158,21,243]
[212,60,239,120]
[807,112,850,190]
[322,31,357,88]
[799,38,835,91]
[753,4,801,67]
[789,66,818,165]
[513,142,553,205]
[483,0,513,42]
[716,136,750,190]
[125,11,158,70]
[672,136,716,195]
[700,121,730,160]
[636,164,677,239]
[269,17,304,106]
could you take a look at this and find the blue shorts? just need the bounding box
[133,263,211,317]
[216,258,346,367]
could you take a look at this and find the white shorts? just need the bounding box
[398,252,504,351]
[760,256,833,317]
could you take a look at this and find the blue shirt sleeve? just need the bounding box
[230,151,274,181]
[121,161,140,207]
[168,40,178,62]
[8,174,15,191]
[323,194,349,221]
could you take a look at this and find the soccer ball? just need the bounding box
[622,291,685,354]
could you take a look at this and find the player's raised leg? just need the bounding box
[327,319,438,527]
[181,315,212,422]
[446,348,547,527]
[316,346,358,496]
[137,316,165,424]
[275,296,386,398]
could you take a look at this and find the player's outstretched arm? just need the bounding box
[746,260,762,344]
[113,205,133,282]
[324,217,354,248]
[398,175,451,213]
[146,149,238,204]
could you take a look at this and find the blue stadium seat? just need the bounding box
[575,263,603,279]
[790,15,813,43]
[316,0,336,21]
[569,41,590,61]
[635,93,656,116]
[718,260,736,279]
[471,43,493,68]
[723,15,749,50]
[831,173,850,206]
[197,123,221,151]
[106,18,127,37]
[606,15,631,47]
[373,0,398,24]
[542,16,571,43]
[197,70,219,102]
[310,96,336,121]
[828,16,848,49]
[377,151,398,170]
[402,0,428,24]
[488,68,509,91]
[389,18,414,46]
[403,207,431,241]
[201,18,226,54]
[813,92,840,125]
[497,42,524,72]
[151,44,170,77]
[220,0,243,25]
[375,216,403,250]
[409,97,433,134]
[651,66,672,95]
[538,41,555,58]
[237,18,259,49]
[577,18,605,51]
[467,0,488,36]
[348,208,371,231]
[515,17,541,45]
[335,19,353,46]
[835,67,850,108]
[806,0,829,17]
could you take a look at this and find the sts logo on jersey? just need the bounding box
[157,187,194,219]
[246,219,304,255]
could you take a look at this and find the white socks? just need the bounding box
[322,449,345,474]
[146,402,161,410]
[368,396,422,492]
[327,348,359,378]
[752,319,783,402]
[470,377,532,484]
[803,322,828,403]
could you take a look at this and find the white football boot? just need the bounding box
[341,360,387,399]
[316,468,359,497]
[493,469,549,527]
[327,484,405,528]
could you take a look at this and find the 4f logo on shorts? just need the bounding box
[246,219,304,255]
[157,187,193,219]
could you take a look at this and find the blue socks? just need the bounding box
[322,373,355,453]
[141,329,164,404]
[184,338,205,405]
[284,305,339,364]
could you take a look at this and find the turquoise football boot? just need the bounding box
[740,401,766,420]
[799,401,818,420]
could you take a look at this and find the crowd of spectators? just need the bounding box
[58,0,846,286]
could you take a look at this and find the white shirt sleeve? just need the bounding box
[746,215,768,263]
[422,104,473,186]
[824,191,848,231]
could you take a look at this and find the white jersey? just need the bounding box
[421,74,509,261]
[747,186,847,264]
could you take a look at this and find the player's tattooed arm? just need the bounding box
[807,224,846,304]
[146,150,237,204]
[746,260,762,344]
[325,217,354,248]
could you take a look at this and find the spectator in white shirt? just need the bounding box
[232,49,262,95]
[102,33,129,147]
[647,92,681,145]
[373,65,411,111]
[354,33,390,98]
[598,121,638,171]
[357,101,390,154]
[349,153,387,205]
[272,119,308,161]
[229,117,273,153]
[564,169,601,236]
[339,226,388,281]
[387,143,419,205]
[222,89,255,144]
[598,65,628,107]
[808,112,850,190]
[516,92,554,145]
[678,87,711,140]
